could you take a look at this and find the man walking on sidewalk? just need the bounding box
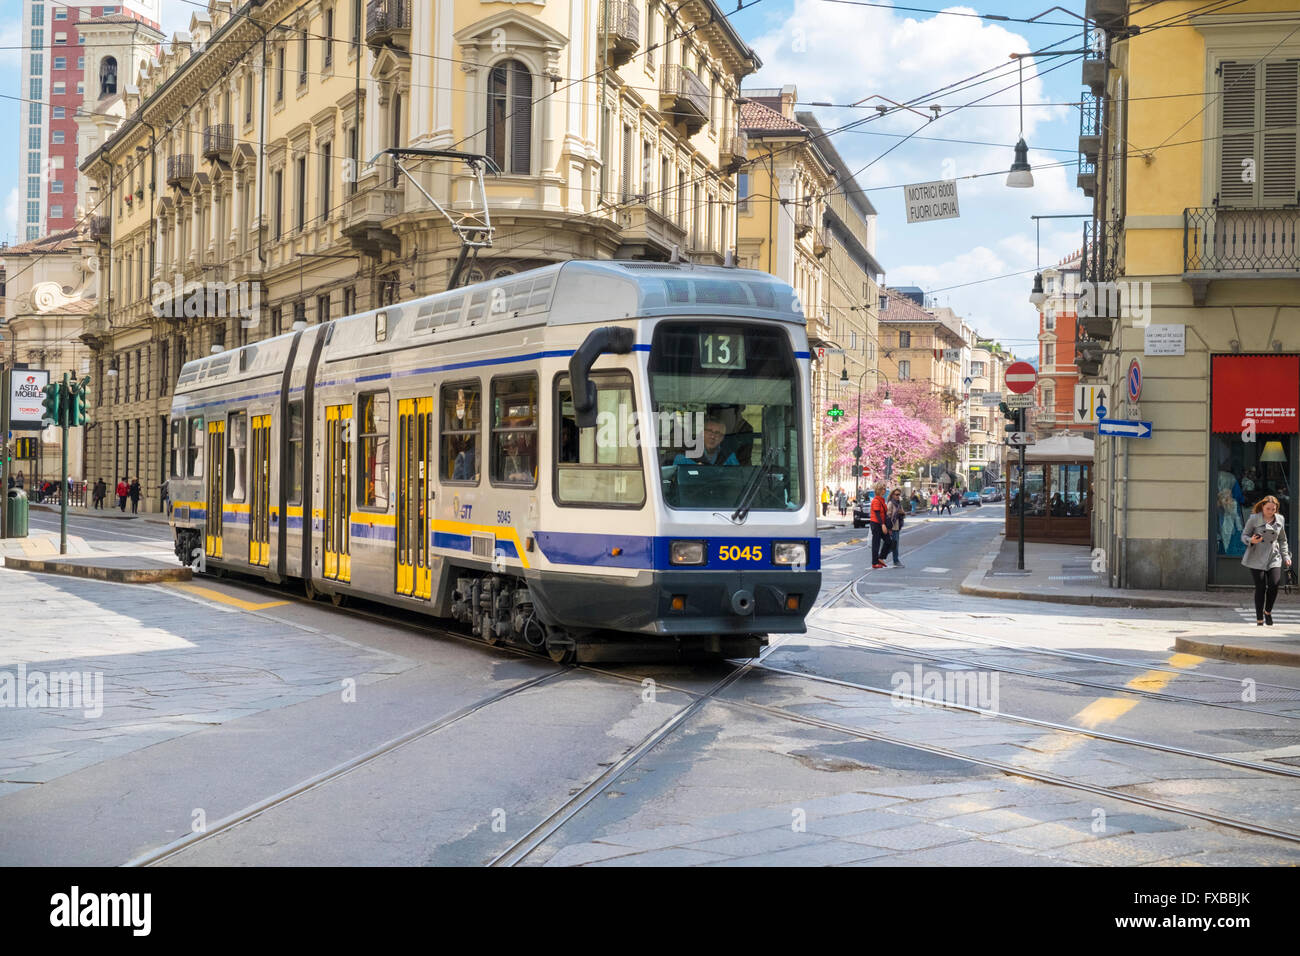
[116,478,129,512]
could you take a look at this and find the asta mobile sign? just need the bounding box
[9,369,51,430]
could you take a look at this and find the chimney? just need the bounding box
[781,84,797,120]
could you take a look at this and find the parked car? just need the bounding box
[979,486,1000,503]
[961,490,982,507]
[852,491,875,528]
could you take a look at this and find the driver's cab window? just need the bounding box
[555,373,645,507]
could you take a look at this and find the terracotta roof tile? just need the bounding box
[740,101,806,134]
[2,227,81,256]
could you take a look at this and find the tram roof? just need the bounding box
[174,260,804,393]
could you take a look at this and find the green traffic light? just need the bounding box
[41,383,62,426]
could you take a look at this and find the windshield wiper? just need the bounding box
[729,448,780,524]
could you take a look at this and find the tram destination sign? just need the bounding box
[904,179,961,224]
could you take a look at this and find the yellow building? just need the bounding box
[77,0,759,509]
[735,87,882,493]
[1081,0,1300,589]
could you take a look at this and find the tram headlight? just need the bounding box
[670,540,706,565]
[772,541,808,566]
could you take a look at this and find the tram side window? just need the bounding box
[170,418,186,478]
[491,374,538,487]
[357,391,390,509]
[440,381,481,483]
[555,373,645,507]
[287,400,304,504]
[188,415,205,478]
[226,411,247,501]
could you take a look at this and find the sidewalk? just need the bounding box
[2,528,187,583]
[817,507,978,532]
[959,535,1300,667]
[30,502,171,525]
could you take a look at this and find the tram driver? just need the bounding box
[674,416,738,467]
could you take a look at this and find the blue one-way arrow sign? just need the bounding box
[1098,418,1153,439]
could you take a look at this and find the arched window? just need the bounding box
[100,56,118,97]
[486,60,531,175]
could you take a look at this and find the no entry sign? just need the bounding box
[1004,361,1037,395]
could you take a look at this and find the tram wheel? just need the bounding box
[304,579,321,602]
[330,591,349,608]
[545,633,577,665]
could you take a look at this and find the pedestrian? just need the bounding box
[129,477,142,514]
[930,489,939,514]
[869,482,891,569]
[162,479,171,516]
[15,472,24,490]
[93,477,106,509]
[940,489,952,515]
[837,489,848,517]
[821,486,831,517]
[116,477,129,512]
[1242,495,1291,626]
[884,488,906,567]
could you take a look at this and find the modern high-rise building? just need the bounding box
[17,0,161,241]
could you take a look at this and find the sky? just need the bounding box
[0,0,1101,358]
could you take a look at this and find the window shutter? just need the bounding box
[510,62,531,175]
[1260,59,1299,205]
[621,125,632,200]
[486,65,507,172]
[1218,60,1256,205]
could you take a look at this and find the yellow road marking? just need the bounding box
[1069,651,1204,730]
[1167,652,1205,668]
[169,582,289,611]
[1073,697,1138,729]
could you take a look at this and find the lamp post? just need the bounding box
[841,365,891,502]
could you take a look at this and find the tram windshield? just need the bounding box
[648,322,804,512]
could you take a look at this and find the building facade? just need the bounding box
[1033,249,1092,440]
[78,0,759,510]
[16,1,161,243]
[1081,0,1300,589]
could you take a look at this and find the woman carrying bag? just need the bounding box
[884,488,906,567]
[1241,495,1291,626]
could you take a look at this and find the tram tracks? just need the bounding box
[130,568,1300,865]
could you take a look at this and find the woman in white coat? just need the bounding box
[1241,495,1292,626]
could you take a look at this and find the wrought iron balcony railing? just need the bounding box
[599,0,640,67]
[720,130,748,171]
[1079,91,1101,159]
[366,0,409,45]
[794,204,813,237]
[166,154,194,187]
[89,215,110,240]
[1082,20,1107,92]
[1184,206,1300,274]
[1082,219,1120,285]
[1077,155,1097,197]
[202,123,233,161]
[660,64,710,134]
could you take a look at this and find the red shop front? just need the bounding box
[1210,355,1299,585]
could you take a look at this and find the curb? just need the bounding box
[1174,635,1300,668]
[957,537,1240,610]
[3,556,191,584]
[29,503,172,525]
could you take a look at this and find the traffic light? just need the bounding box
[69,378,91,426]
[41,382,63,427]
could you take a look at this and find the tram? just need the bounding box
[166,260,822,661]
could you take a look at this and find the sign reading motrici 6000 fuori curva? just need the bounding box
[904,179,961,224]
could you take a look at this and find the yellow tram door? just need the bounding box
[324,403,353,583]
[205,420,225,559]
[249,415,272,566]
[396,397,433,599]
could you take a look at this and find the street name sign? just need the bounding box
[1004,361,1037,394]
[1005,432,1035,446]
[1098,418,1153,439]
[1144,324,1185,356]
[904,179,960,224]
[1005,394,1035,408]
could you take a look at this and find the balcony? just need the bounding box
[166,154,194,188]
[202,123,233,163]
[1082,219,1120,285]
[719,130,748,172]
[1075,338,1103,378]
[813,224,830,258]
[794,204,813,238]
[1183,206,1300,305]
[341,186,403,256]
[660,64,710,135]
[599,0,640,68]
[1077,155,1096,197]
[615,200,688,261]
[1078,92,1101,160]
[88,215,110,242]
[1082,22,1108,93]
[365,0,409,47]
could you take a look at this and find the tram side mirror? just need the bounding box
[568,326,636,429]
